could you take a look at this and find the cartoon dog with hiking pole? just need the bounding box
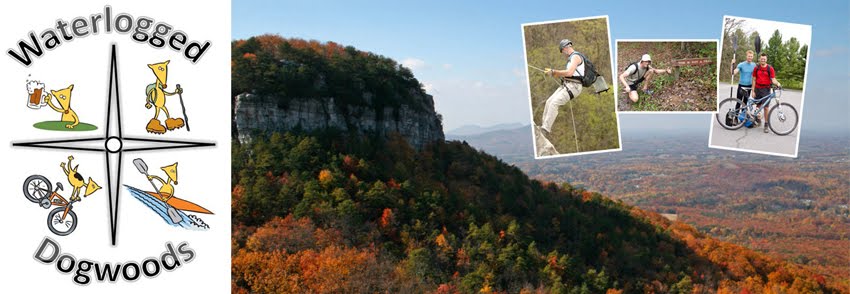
[145,60,192,134]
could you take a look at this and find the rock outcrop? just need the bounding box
[234,92,444,150]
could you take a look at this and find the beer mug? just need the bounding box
[27,80,46,109]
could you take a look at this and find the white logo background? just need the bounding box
[0,0,231,291]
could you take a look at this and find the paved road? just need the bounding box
[709,82,803,156]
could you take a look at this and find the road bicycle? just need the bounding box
[22,175,79,236]
[715,86,798,135]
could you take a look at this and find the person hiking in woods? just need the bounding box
[619,54,672,103]
[537,39,585,141]
[751,53,782,133]
[731,50,757,109]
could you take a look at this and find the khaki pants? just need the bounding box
[541,82,582,132]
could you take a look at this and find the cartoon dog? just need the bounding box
[145,60,185,134]
[60,156,101,202]
[44,84,79,129]
[147,162,178,201]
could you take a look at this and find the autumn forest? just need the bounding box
[230,36,847,293]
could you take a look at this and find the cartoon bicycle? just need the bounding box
[23,175,80,235]
[22,157,100,236]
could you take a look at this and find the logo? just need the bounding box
[4,3,229,289]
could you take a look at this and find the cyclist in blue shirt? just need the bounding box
[731,50,757,108]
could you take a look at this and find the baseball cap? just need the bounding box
[559,39,572,52]
[641,54,652,62]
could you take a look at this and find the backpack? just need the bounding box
[754,65,774,86]
[566,51,600,87]
[624,62,643,81]
[145,83,158,103]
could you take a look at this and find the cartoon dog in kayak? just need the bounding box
[140,161,212,215]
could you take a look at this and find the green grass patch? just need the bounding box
[651,73,675,91]
[781,80,804,90]
[33,121,98,131]
[631,92,662,111]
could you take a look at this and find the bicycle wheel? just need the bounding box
[23,175,52,203]
[715,98,746,130]
[768,103,799,136]
[47,207,77,236]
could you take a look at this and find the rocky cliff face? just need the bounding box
[234,92,444,150]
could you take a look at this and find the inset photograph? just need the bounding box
[522,16,621,158]
[616,40,718,112]
[710,16,810,157]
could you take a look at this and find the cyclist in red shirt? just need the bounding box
[751,53,782,133]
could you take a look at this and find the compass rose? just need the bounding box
[13,45,215,245]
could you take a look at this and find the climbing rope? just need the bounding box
[529,65,580,152]
[566,96,579,152]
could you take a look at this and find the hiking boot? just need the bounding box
[146,118,166,134]
[165,118,185,130]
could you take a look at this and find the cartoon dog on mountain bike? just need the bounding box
[22,156,101,236]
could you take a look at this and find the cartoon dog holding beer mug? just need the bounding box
[44,84,79,129]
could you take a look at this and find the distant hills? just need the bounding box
[454,126,850,289]
[447,124,534,163]
[446,122,526,137]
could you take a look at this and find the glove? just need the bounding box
[544,68,553,76]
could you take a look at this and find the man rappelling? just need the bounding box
[536,39,585,142]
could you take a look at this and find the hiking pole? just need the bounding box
[176,84,190,132]
[133,158,182,224]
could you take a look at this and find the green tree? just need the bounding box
[765,30,786,72]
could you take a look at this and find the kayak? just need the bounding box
[145,191,213,214]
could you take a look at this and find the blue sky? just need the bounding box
[233,0,849,134]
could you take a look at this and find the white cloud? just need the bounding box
[442,63,453,70]
[402,58,427,70]
[473,81,484,88]
[422,82,436,94]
